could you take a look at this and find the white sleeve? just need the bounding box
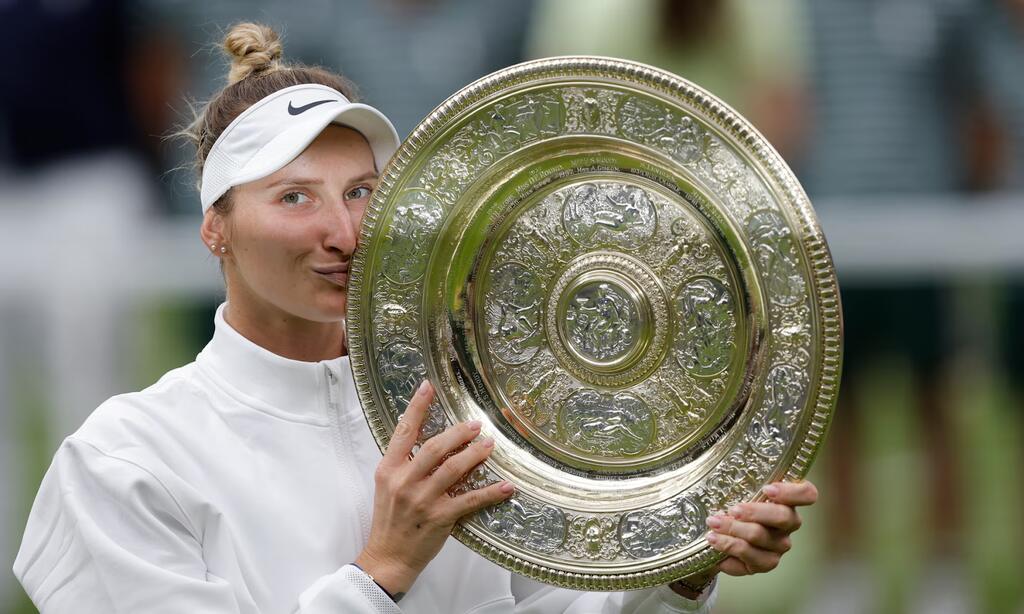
[511,572,717,614]
[13,438,400,614]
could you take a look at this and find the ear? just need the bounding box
[200,209,228,253]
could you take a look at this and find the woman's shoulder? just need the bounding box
[71,361,210,462]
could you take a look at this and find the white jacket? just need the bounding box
[14,303,716,613]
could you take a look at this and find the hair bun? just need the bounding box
[223,22,283,85]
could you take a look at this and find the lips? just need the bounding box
[314,263,349,287]
[316,271,348,286]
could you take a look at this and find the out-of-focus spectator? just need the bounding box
[0,0,187,186]
[971,0,1024,398]
[970,0,1024,190]
[527,0,808,159]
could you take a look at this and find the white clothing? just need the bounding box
[14,303,716,613]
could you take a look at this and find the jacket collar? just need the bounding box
[197,302,349,422]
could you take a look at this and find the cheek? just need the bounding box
[233,215,310,274]
[350,202,368,228]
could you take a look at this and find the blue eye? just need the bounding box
[346,186,372,200]
[281,191,311,206]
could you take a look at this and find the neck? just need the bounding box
[223,300,347,363]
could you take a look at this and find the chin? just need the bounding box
[307,293,348,322]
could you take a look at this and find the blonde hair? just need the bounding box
[177,22,359,214]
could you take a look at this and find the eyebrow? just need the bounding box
[265,171,378,189]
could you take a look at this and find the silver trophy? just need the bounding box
[347,57,842,590]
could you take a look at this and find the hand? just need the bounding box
[669,480,817,599]
[355,380,515,596]
[705,480,818,577]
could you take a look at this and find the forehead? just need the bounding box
[288,124,375,171]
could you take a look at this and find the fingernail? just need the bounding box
[728,505,743,518]
[481,437,494,448]
[762,484,780,497]
[706,515,723,530]
[417,380,431,396]
[499,481,515,494]
[706,531,720,545]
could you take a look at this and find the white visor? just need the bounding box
[200,83,400,212]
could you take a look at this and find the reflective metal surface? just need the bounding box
[347,57,843,590]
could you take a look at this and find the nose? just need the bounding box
[321,198,359,257]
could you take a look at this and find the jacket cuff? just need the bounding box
[337,564,404,613]
[655,578,718,613]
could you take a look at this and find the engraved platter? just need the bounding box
[347,57,843,590]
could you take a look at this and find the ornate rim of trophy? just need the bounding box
[347,56,843,590]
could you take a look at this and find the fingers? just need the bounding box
[715,556,755,577]
[426,437,496,495]
[725,501,802,533]
[762,480,818,507]
[706,531,781,574]
[706,514,792,553]
[381,380,433,468]
[446,480,516,519]
[410,419,483,478]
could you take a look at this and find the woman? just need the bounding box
[14,23,817,613]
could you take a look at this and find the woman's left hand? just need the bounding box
[706,479,818,576]
[670,479,818,599]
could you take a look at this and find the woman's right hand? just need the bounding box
[355,380,515,596]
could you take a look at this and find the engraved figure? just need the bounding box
[479,497,566,554]
[673,277,737,376]
[419,402,448,441]
[486,262,544,364]
[745,209,806,307]
[505,369,556,423]
[375,302,418,343]
[704,448,772,511]
[565,282,637,361]
[562,183,657,247]
[563,88,619,134]
[618,496,705,559]
[377,341,427,415]
[708,144,743,185]
[618,97,704,163]
[560,390,654,456]
[448,463,497,497]
[381,190,444,284]
[749,364,809,458]
[476,94,563,157]
[509,93,565,140]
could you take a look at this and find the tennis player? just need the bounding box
[14,22,817,613]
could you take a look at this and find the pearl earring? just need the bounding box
[220,246,227,254]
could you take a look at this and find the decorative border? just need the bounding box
[347,56,843,590]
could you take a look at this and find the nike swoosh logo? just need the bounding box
[287,99,337,115]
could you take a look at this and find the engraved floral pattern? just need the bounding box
[566,515,621,560]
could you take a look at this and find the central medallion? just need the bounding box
[562,278,641,364]
[546,253,668,387]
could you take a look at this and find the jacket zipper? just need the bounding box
[325,366,372,541]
